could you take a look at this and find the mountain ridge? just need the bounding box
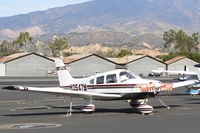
[0,0,199,48]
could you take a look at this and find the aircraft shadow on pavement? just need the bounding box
[186,98,200,104]
[158,93,189,97]
[2,110,135,117]
[3,112,68,117]
[2,104,184,117]
[2,104,147,117]
[153,105,183,109]
[188,102,200,105]
[22,105,137,114]
[181,97,200,104]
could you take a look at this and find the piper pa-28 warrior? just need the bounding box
[3,59,199,115]
[153,64,200,96]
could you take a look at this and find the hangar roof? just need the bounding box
[114,55,146,64]
[62,54,91,63]
[165,56,186,64]
[113,55,165,65]
[62,54,117,64]
[0,53,28,63]
[0,53,54,63]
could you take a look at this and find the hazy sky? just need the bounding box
[0,0,91,17]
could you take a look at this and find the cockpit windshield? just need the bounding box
[119,71,136,82]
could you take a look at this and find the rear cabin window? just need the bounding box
[106,74,117,83]
[90,79,94,84]
[96,76,104,84]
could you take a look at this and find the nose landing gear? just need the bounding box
[129,99,154,115]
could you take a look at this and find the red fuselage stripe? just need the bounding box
[61,84,136,88]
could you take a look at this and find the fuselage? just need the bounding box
[62,69,162,100]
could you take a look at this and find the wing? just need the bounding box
[172,80,199,88]
[3,86,121,100]
[139,80,199,92]
[152,70,197,75]
[158,79,199,92]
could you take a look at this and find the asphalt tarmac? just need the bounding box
[0,77,200,133]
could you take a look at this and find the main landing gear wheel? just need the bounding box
[80,97,95,113]
[129,99,154,115]
[65,97,95,116]
[80,103,95,113]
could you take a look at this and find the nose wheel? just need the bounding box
[129,99,154,115]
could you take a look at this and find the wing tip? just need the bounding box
[2,86,19,90]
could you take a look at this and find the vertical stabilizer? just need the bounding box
[55,58,74,87]
[194,64,200,80]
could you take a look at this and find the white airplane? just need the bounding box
[3,59,199,115]
[153,64,200,95]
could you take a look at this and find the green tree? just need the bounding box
[49,37,68,57]
[0,40,9,57]
[191,32,200,52]
[0,40,16,57]
[157,52,200,63]
[106,49,117,57]
[163,29,199,53]
[174,30,188,52]
[117,49,132,57]
[95,49,117,58]
[13,32,33,52]
[163,29,176,51]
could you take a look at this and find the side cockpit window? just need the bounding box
[106,74,117,83]
[120,71,135,82]
[96,76,104,84]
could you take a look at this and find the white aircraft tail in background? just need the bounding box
[3,59,199,115]
[194,64,200,80]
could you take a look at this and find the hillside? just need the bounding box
[64,43,167,57]
[0,0,199,48]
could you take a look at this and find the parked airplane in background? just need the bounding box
[153,64,200,95]
[3,59,199,115]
